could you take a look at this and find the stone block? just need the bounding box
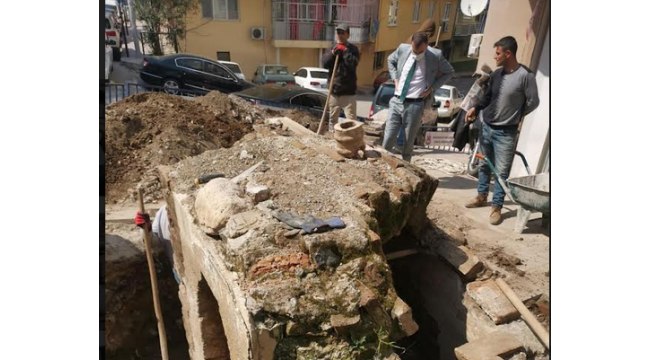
[194,178,251,233]
[454,331,524,360]
[437,241,483,281]
[246,183,271,204]
[330,314,360,335]
[467,280,519,325]
[391,297,419,336]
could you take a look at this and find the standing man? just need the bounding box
[382,32,455,162]
[464,36,540,225]
[323,23,360,130]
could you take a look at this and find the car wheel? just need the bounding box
[112,48,121,61]
[163,78,181,95]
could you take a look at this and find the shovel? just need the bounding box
[317,54,340,135]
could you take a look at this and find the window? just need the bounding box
[272,2,285,21]
[412,1,421,23]
[310,70,328,79]
[388,1,399,26]
[202,0,239,20]
[442,2,452,20]
[296,69,308,78]
[105,18,111,29]
[222,63,242,74]
[428,1,435,19]
[373,52,385,70]
[177,58,203,71]
[216,52,230,61]
[264,66,290,75]
[205,62,233,79]
[442,2,451,32]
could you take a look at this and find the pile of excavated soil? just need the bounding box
[105,91,263,203]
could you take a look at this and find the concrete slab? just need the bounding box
[467,280,519,325]
[436,241,483,281]
[454,331,524,360]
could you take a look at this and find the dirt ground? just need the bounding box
[413,149,550,325]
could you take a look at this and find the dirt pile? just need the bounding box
[105,91,264,202]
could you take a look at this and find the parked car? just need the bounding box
[252,65,296,85]
[233,84,348,121]
[294,67,329,93]
[105,35,113,82]
[435,85,464,120]
[105,12,121,61]
[140,54,255,95]
[219,61,246,81]
[234,84,325,109]
[373,70,391,93]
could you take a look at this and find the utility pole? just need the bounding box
[128,0,141,57]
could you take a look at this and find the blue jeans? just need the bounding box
[382,97,424,162]
[477,122,518,207]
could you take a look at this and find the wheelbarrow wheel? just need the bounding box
[467,141,481,178]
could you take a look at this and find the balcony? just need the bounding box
[272,22,370,43]
[271,0,377,45]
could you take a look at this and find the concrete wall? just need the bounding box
[510,28,549,178]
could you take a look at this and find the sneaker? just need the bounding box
[489,206,502,225]
[465,193,488,208]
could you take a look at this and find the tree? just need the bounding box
[133,0,198,55]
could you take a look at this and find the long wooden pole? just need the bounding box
[496,278,550,349]
[317,54,340,135]
[435,25,442,47]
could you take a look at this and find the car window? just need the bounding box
[205,62,233,79]
[177,58,203,71]
[265,66,290,75]
[296,69,307,78]
[451,88,458,98]
[310,70,328,79]
[435,88,451,98]
[105,18,111,29]
[376,85,395,107]
[223,63,242,74]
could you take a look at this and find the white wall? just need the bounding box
[510,28,549,178]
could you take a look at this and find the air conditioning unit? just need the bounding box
[251,27,265,40]
[467,33,483,58]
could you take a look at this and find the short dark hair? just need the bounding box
[494,36,518,55]
[411,32,429,47]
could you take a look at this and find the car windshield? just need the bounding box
[265,66,290,75]
[237,86,290,100]
[310,71,329,79]
[435,88,451,98]
[376,85,395,107]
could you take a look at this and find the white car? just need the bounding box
[294,67,329,93]
[105,35,113,81]
[435,85,464,119]
[219,61,246,81]
[105,12,121,61]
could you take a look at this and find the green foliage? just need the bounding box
[133,0,198,55]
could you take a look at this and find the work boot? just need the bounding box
[489,206,503,225]
[465,193,488,208]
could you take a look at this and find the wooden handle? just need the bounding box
[496,278,550,349]
[317,54,340,136]
[138,189,170,360]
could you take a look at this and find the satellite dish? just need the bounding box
[460,0,488,17]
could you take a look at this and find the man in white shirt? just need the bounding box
[383,32,455,162]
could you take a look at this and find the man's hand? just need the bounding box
[421,88,433,99]
[465,107,477,123]
[135,212,152,231]
[332,44,347,55]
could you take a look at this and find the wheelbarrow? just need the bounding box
[475,152,550,233]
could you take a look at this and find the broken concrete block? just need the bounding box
[223,210,261,239]
[467,280,519,325]
[245,183,271,204]
[194,178,251,233]
[454,331,525,360]
[437,241,484,281]
[330,314,360,335]
[264,117,284,126]
[358,282,378,308]
[391,297,419,336]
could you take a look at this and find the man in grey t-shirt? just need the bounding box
[464,36,540,225]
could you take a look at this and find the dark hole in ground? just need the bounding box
[387,230,441,360]
[198,276,231,360]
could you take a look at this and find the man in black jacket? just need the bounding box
[323,23,360,130]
